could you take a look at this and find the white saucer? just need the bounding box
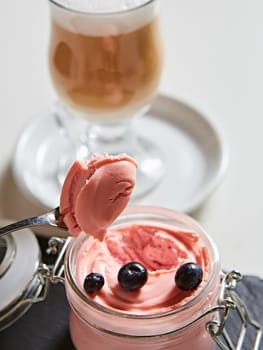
[12,94,228,212]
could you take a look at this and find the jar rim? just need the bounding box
[65,205,220,320]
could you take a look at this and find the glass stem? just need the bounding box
[85,119,137,156]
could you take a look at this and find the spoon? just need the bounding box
[0,207,67,238]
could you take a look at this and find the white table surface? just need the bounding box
[0,0,262,278]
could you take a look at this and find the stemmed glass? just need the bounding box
[48,0,164,199]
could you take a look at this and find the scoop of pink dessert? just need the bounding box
[60,153,137,239]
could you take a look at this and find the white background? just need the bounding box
[0,0,262,277]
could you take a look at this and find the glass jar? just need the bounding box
[64,206,221,350]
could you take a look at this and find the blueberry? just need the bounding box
[118,262,148,291]
[175,262,203,291]
[84,272,104,294]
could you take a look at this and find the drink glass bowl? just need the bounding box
[48,0,164,199]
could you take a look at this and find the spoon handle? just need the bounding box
[0,211,59,238]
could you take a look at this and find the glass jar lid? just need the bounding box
[0,220,41,330]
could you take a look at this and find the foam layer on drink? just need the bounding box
[55,0,151,12]
[50,0,158,36]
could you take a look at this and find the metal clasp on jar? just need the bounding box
[44,236,73,284]
[0,236,72,331]
[205,271,262,350]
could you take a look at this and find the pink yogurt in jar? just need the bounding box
[64,206,221,350]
